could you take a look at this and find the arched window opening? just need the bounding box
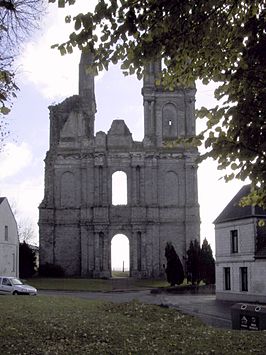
[111,234,130,277]
[162,103,178,138]
[112,171,127,205]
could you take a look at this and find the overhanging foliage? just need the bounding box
[0,0,44,147]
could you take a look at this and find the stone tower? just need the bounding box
[39,52,200,278]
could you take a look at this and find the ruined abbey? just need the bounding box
[39,51,200,278]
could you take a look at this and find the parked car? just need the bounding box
[0,276,37,295]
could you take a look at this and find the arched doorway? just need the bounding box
[111,234,130,277]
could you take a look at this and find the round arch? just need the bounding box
[112,171,127,205]
[111,234,130,277]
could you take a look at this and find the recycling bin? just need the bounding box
[231,303,266,330]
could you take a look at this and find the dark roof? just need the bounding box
[0,197,5,205]
[214,185,266,224]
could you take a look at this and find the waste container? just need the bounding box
[231,303,266,330]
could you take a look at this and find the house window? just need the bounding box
[240,267,248,292]
[224,267,231,290]
[4,226,8,241]
[12,253,15,272]
[231,230,238,253]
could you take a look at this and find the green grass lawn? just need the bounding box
[26,277,169,291]
[0,296,265,354]
[112,270,130,278]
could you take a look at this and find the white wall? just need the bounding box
[0,198,19,277]
[215,218,266,303]
[215,218,256,261]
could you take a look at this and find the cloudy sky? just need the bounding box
[0,2,244,266]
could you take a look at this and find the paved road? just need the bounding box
[39,289,234,329]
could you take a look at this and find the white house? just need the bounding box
[0,197,19,277]
[215,185,266,303]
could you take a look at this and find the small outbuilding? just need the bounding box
[214,185,266,303]
[0,197,19,277]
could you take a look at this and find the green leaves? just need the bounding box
[1,0,45,137]
[65,15,71,23]
[0,106,10,115]
[74,16,81,30]
[58,0,65,8]
[230,163,238,171]
[0,67,17,125]
[52,0,76,7]
[58,45,66,56]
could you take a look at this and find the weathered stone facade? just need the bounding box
[39,53,200,278]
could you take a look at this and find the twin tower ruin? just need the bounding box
[39,51,200,278]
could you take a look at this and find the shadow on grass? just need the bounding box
[26,277,169,292]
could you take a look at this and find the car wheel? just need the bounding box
[13,291,18,295]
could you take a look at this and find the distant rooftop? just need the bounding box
[0,197,5,205]
[214,185,266,224]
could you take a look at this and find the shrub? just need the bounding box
[200,238,215,284]
[19,242,36,278]
[186,239,215,285]
[165,242,184,286]
[186,239,201,285]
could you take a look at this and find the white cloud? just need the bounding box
[0,175,44,245]
[17,0,102,100]
[0,142,33,180]
[198,159,245,252]
[19,22,80,99]
[15,175,44,227]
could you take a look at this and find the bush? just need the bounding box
[165,242,184,286]
[19,242,36,278]
[200,238,215,285]
[39,263,65,277]
[186,239,215,285]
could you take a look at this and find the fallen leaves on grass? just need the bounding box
[0,297,265,354]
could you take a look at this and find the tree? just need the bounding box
[50,0,266,208]
[186,239,201,285]
[200,238,215,285]
[0,0,44,144]
[19,241,36,278]
[18,219,36,244]
[187,239,215,285]
[165,242,184,286]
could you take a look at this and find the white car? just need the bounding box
[0,276,37,295]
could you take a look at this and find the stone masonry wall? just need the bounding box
[39,55,200,278]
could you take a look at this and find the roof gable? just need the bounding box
[214,185,266,224]
[0,197,5,205]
